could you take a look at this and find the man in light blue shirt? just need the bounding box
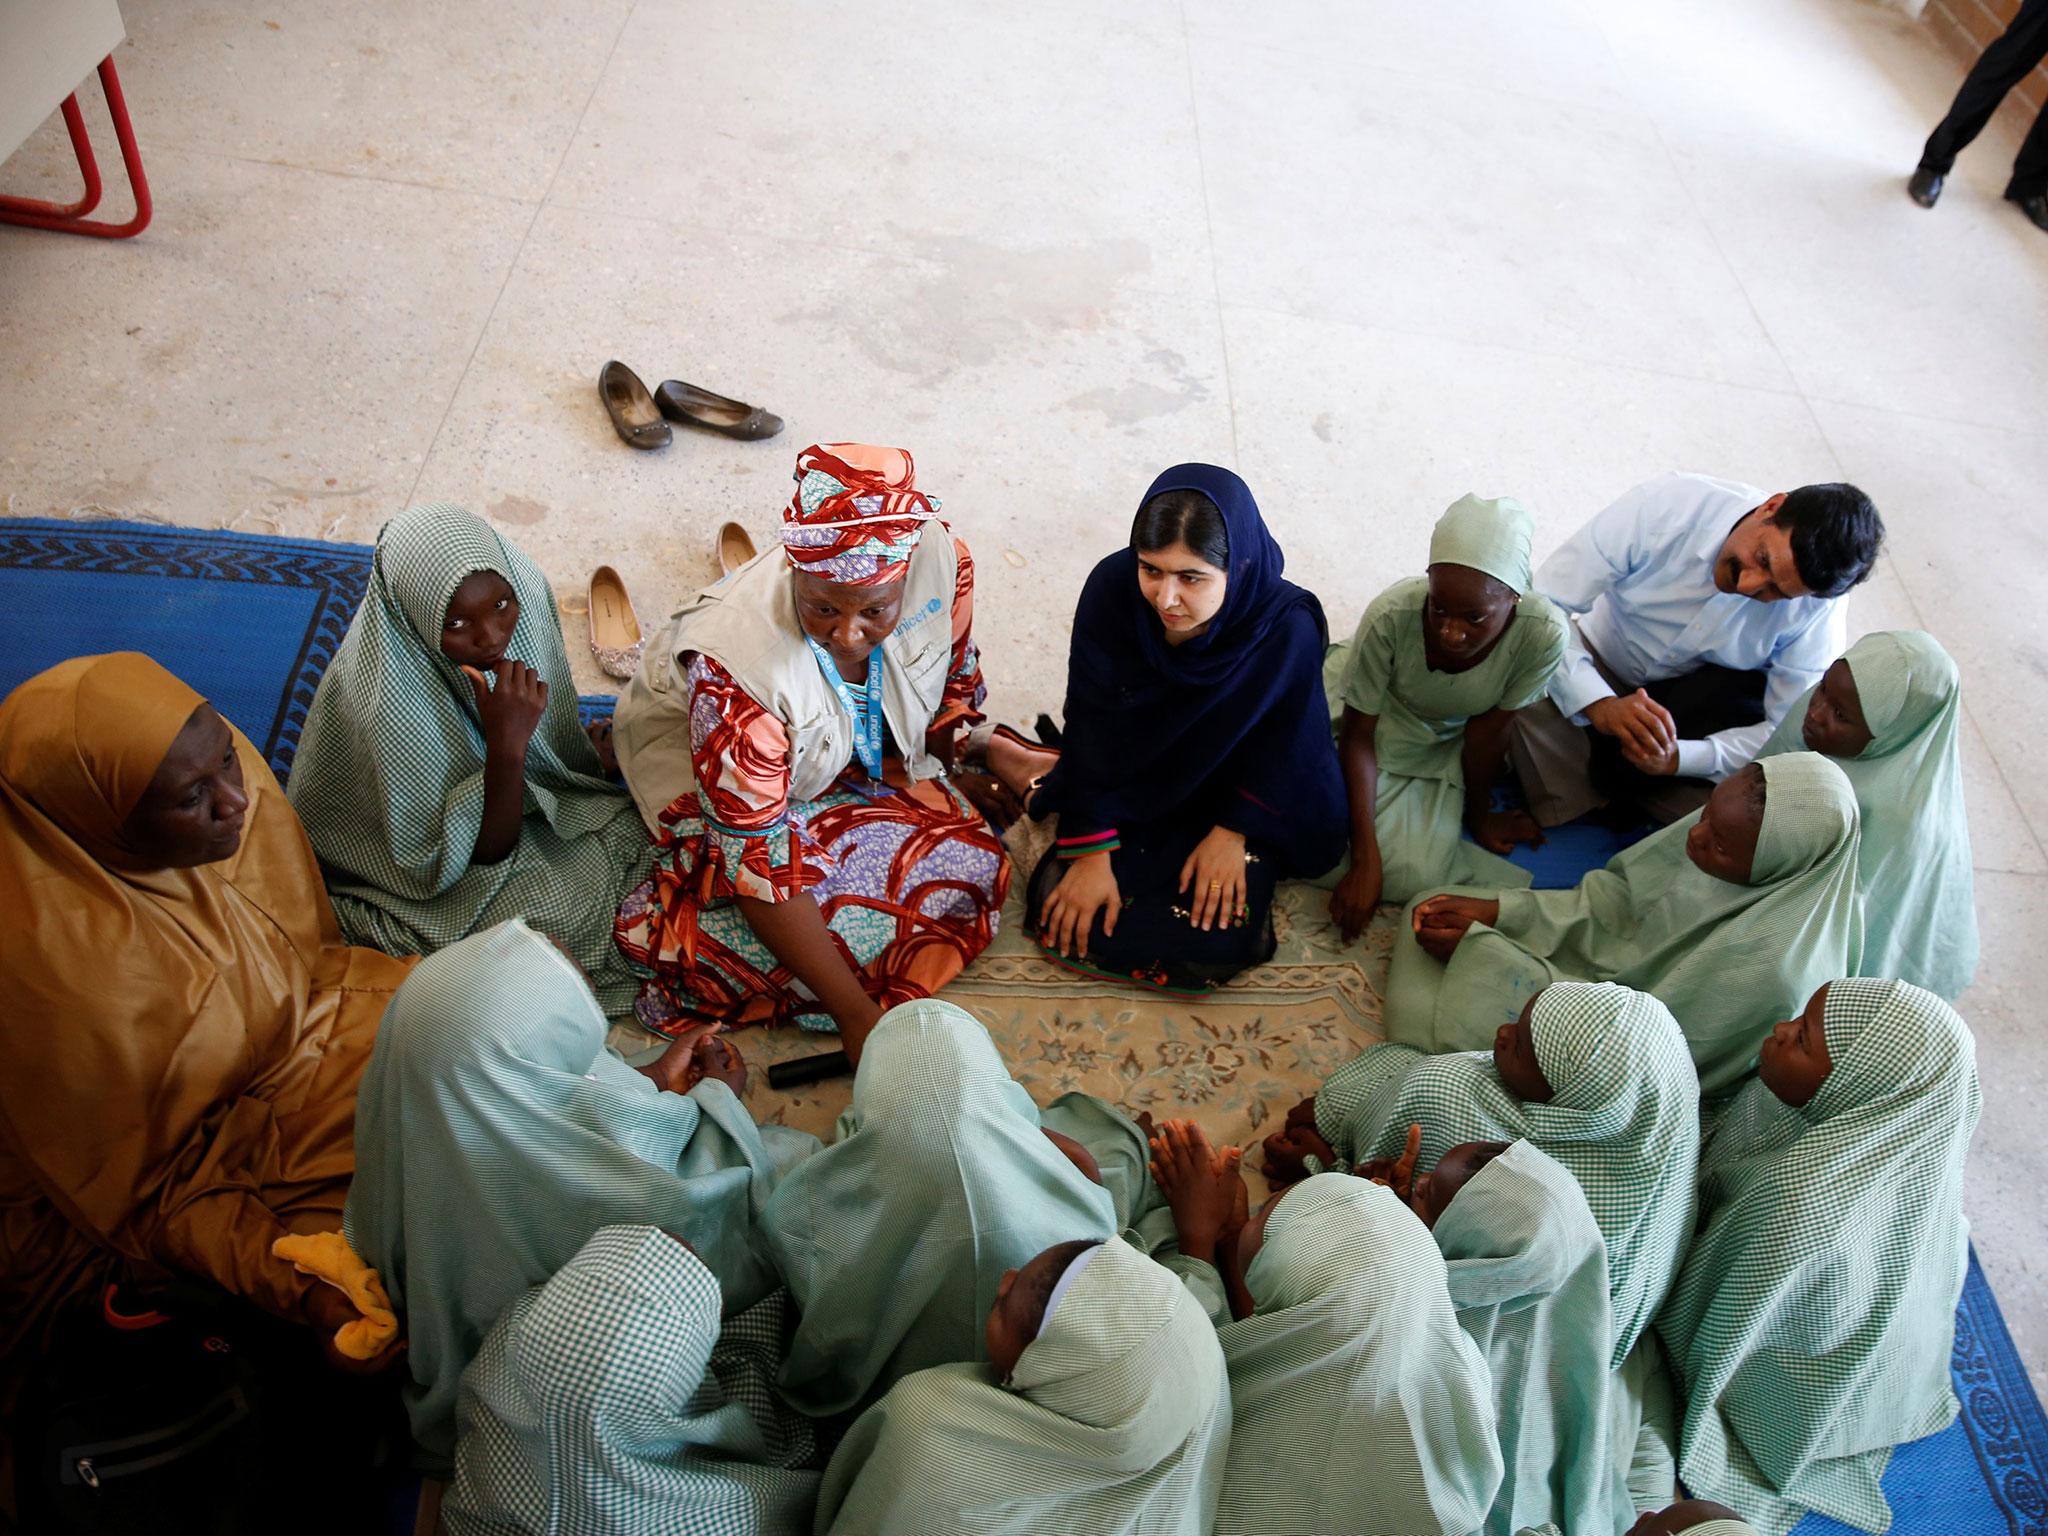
[1510,471,1884,826]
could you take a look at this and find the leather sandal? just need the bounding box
[599,361,671,450]
[961,721,1053,770]
[587,565,645,680]
[717,521,758,577]
[656,378,785,440]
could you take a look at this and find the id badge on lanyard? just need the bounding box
[806,636,886,780]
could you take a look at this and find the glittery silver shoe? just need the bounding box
[588,565,645,680]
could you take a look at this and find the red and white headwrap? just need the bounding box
[780,442,940,587]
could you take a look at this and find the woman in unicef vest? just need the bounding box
[613,444,1010,1039]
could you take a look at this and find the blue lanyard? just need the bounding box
[805,636,886,780]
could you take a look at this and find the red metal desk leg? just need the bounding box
[0,56,152,239]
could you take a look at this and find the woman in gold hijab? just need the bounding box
[0,653,416,1355]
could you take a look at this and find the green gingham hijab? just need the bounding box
[344,921,817,1460]
[1214,1175,1503,1536]
[1318,982,1698,1367]
[287,503,648,1010]
[1393,751,1863,1094]
[442,1226,818,1536]
[1656,979,1980,1536]
[1761,630,1977,1000]
[814,1239,1230,1535]
[1437,1141,1633,1536]
[759,1000,1117,1418]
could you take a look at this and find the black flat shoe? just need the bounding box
[2007,185,2048,232]
[1908,167,1944,208]
[599,361,672,450]
[655,378,785,440]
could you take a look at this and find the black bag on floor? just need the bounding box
[15,1278,270,1536]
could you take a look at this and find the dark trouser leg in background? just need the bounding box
[1919,0,2048,178]
[1589,664,1768,827]
[2008,88,2048,197]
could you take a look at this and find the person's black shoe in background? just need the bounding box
[1909,166,1945,207]
[2006,184,2048,231]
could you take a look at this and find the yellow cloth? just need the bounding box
[0,654,417,1354]
[272,1231,399,1359]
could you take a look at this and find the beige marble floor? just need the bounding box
[3,0,2044,1388]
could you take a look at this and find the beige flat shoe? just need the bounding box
[718,521,758,577]
[588,565,645,680]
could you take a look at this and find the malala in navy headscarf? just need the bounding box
[1032,464,1346,879]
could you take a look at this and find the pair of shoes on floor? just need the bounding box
[584,524,761,679]
[598,360,784,450]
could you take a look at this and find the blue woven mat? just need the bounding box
[1,515,2041,1534]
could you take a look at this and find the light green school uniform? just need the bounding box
[1322,495,1569,902]
[288,503,652,1016]
[1213,1175,1503,1536]
[443,1225,819,1536]
[344,921,818,1461]
[814,1239,1231,1536]
[1759,629,1977,1000]
[1437,1141,1635,1536]
[1385,751,1863,1094]
[1316,982,1697,1369]
[758,1000,1117,1418]
[1655,979,1980,1536]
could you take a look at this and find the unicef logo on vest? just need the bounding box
[892,595,945,637]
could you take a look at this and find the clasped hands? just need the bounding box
[1587,688,1680,776]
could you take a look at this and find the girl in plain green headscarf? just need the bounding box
[1322,494,1569,941]
[1656,979,1980,1536]
[1180,1172,1504,1536]
[1433,1140,1636,1536]
[289,504,652,1016]
[344,920,817,1461]
[758,999,1117,1418]
[1266,982,1697,1371]
[1759,629,1977,1000]
[443,1225,819,1536]
[813,1238,1231,1536]
[1386,751,1863,1095]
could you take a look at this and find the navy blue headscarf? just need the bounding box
[1033,464,1346,878]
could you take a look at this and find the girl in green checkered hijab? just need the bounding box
[1209,1174,1503,1536]
[289,504,652,1016]
[1386,751,1863,1095]
[1266,981,1698,1370]
[1759,630,1977,1000]
[1655,979,1980,1536]
[1435,1140,1637,1536]
[814,1238,1231,1535]
[443,1225,818,1536]
[345,921,818,1462]
[758,999,1118,1419]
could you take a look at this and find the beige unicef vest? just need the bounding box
[614,533,958,832]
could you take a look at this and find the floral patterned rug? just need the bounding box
[612,821,1394,1191]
